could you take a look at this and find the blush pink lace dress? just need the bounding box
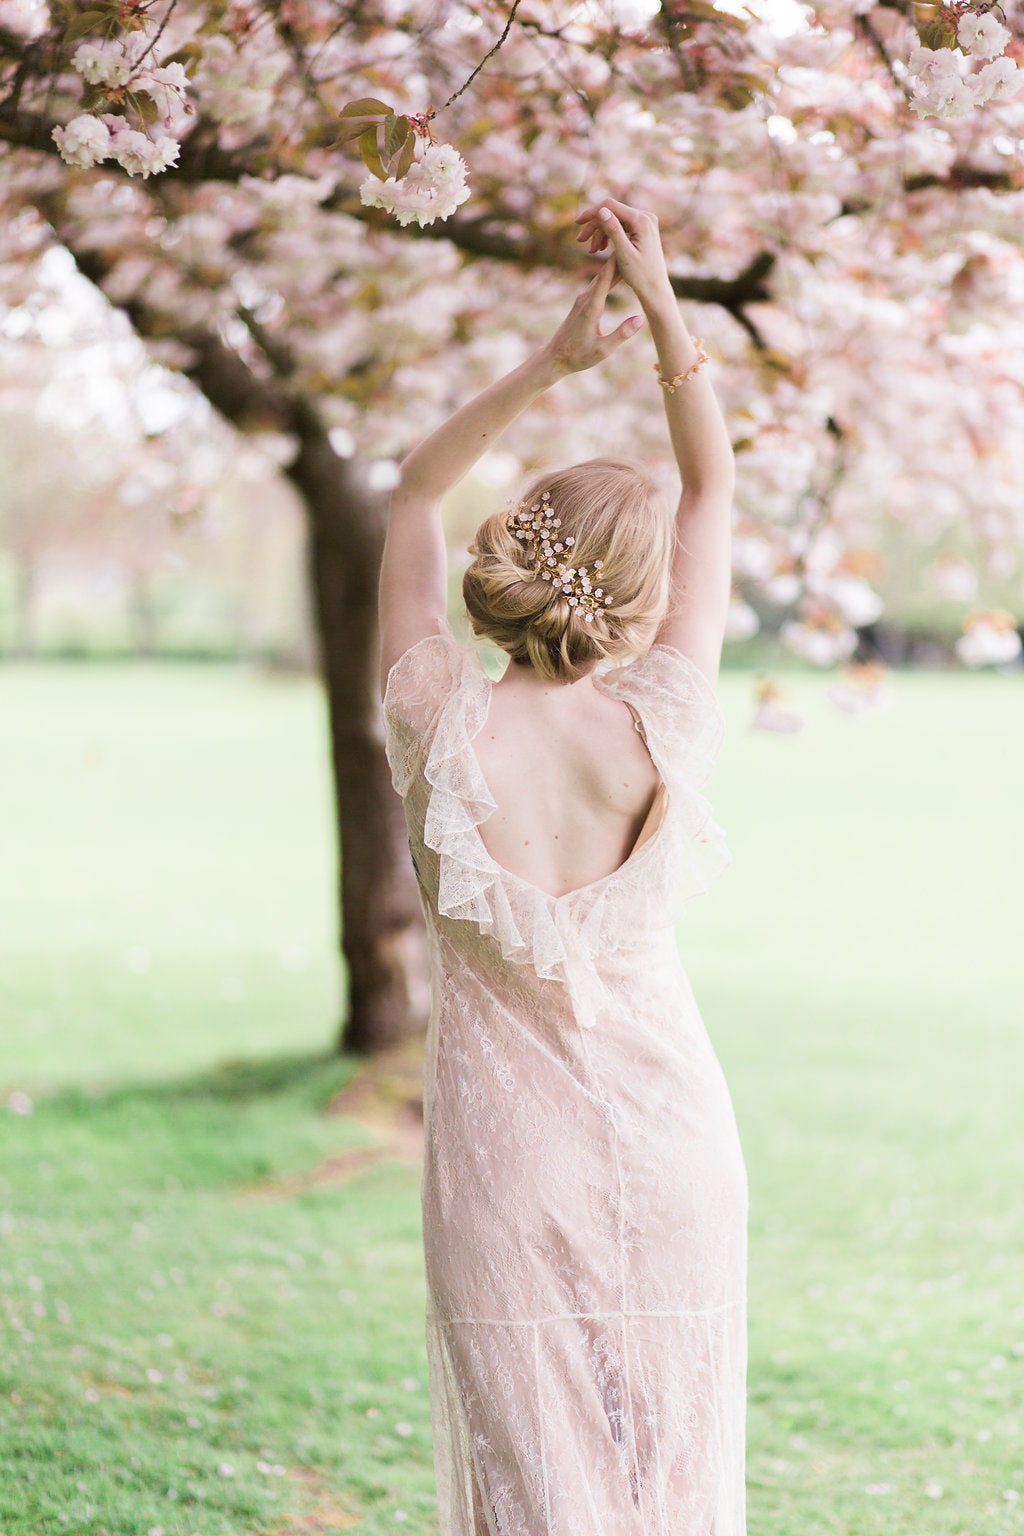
[384,625,747,1536]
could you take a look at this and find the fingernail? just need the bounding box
[599,208,611,220]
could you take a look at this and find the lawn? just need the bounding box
[1,660,1022,1536]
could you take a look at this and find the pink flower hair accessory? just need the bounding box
[506,490,614,623]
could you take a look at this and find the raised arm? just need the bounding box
[576,199,735,683]
[378,259,644,694]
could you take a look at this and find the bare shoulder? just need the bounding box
[480,669,660,806]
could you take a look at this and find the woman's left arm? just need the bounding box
[378,259,643,693]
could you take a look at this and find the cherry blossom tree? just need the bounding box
[1,0,1023,1050]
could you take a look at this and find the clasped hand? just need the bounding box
[542,198,674,376]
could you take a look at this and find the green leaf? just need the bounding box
[336,99,392,146]
[63,8,109,43]
[719,84,755,110]
[359,125,386,181]
[384,111,410,161]
[336,116,380,145]
[339,96,391,120]
[134,92,160,125]
[390,133,415,182]
[162,42,203,77]
[917,18,956,49]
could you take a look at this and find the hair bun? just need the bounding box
[462,458,673,682]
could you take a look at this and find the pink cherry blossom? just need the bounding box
[71,41,132,89]
[781,616,859,668]
[51,113,112,170]
[971,56,1020,105]
[137,62,192,120]
[955,612,1023,667]
[108,128,181,179]
[360,143,471,229]
[957,11,1011,61]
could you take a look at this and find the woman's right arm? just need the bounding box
[576,199,735,683]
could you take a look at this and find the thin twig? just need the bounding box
[436,0,524,116]
[133,0,179,74]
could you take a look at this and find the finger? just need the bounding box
[576,255,613,305]
[600,195,646,228]
[574,215,605,246]
[597,206,632,259]
[590,254,617,301]
[600,312,646,355]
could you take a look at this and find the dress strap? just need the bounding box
[623,699,650,750]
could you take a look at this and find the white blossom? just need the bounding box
[957,11,1010,61]
[781,618,858,666]
[51,112,112,169]
[108,127,181,178]
[908,45,969,117]
[972,55,1020,105]
[0,0,47,39]
[818,574,884,628]
[72,40,132,88]
[724,597,760,641]
[908,44,961,81]
[928,554,977,603]
[955,613,1022,667]
[137,62,191,118]
[361,143,471,228]
[908,46,978,120]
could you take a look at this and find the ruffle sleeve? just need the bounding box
[594,642,731,911]
[595,643,725,790]
[382,625,466,797]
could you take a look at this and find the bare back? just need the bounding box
[471,661,665,901]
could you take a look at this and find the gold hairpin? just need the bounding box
[506,490,613,624]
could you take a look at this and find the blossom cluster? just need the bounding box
[51,35,189,178]
[360,143,471,228]
[907,11,1019,119]
[53,113,181,177]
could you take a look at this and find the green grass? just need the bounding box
[2,661,1023,1535]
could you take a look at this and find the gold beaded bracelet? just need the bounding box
[654,340,709,393]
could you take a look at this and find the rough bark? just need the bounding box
[287,428,427,1054]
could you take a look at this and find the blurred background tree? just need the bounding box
[1,0,1022,1051]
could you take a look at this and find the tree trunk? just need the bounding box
[47,225,428,1059]
[287,431,427,1055]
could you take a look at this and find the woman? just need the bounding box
[379,199,747,1536]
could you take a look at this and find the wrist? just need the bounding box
[531,339,572,388]
[639,279,681,323]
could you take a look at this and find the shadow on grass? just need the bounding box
[48,1046,359,1114]
[10,1042,428,1196]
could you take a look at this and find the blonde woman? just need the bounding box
[379,198,747,1535]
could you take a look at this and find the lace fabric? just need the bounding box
[383,625,748,1535]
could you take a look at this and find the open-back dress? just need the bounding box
[383,624,747,1536]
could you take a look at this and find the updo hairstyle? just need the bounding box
[462,457,675,682]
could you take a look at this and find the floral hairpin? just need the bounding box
[506,489,614,624]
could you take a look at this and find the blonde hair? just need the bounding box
[463,458,675,682]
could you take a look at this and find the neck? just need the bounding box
[506,657,596,688]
